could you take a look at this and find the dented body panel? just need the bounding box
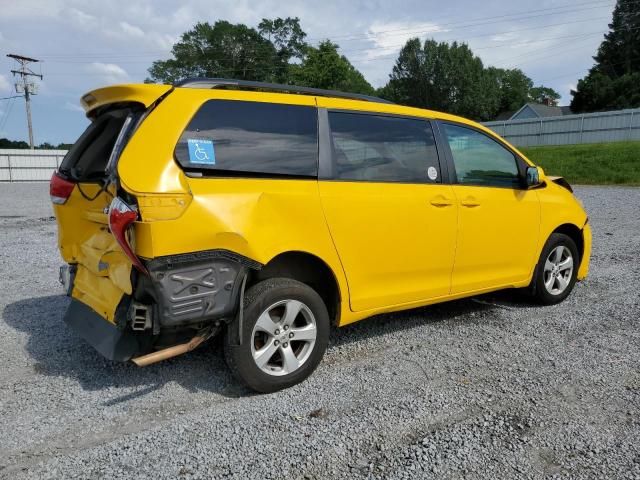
[52,184,132,323]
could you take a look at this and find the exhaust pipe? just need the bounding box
[131,335,206,367]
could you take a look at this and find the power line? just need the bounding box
[39,27,611,84]
[34,0,616,60]
[355,29,605,64]
[39,14,613,71]
[0,96,17,134]
[30,1,612,63]
[318,1,616,43]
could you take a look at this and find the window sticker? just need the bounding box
[187,139,215,164]
[427,166,438,181]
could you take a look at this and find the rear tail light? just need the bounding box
[50,172,76,204]
[108,197,149,275]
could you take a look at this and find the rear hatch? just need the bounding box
[51,84,171,323]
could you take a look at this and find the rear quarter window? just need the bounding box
[174,100,318,177]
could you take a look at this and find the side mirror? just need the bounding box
[525,166,542,187]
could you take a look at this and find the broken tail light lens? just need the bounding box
[50,172,76,205]
[108,197,148,275]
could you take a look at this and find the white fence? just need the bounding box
[482,108,640,147]
[0,149,68,182]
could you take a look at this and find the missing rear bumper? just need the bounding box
[63,299,140,361]
[143,249,260,328]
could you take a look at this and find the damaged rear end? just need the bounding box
[52,84,250,362]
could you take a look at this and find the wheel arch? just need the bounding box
[551,223,584,263]
[249,251,342,325]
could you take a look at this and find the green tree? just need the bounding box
[0,138,29,149]
[258,17,308,83]
[146,19,374,95]
[380,39,501,120]
[381,39,562,119]
[529,86,561,105]
[147,21,279,83]
[258,17,307,62]
[571,0,640,112]
[291,41,375,95]
[488,67,533,112]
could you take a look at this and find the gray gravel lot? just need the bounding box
[0,183,638,479]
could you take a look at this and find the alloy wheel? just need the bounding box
[543,245,574,295]
[250,299,317,376]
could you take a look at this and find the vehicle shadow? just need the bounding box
[329,288,541,348]
[3,295,247,403]
[3,289,538,401]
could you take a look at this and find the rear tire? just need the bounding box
[224,278,330,393]
[531,233,579,305]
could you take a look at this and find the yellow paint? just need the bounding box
[80,83,172,115]
[449,185,540,294]
[54,83,591,329]
[52,184,132,324]
[319,181,457,311]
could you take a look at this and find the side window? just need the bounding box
[175,100,318,177]
[328,112,441,183]
[442,123,521,188]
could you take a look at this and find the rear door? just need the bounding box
[318,108,457,312]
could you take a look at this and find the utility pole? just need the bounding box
[7,54,43,149]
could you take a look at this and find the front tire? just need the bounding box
[224,278,330,393]
[531,233,579,305]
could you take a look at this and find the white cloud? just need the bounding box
[64,7,98,32]
[0,1,64,19]
[85,63,129,84]
[490,32,519,43]
[364,21,448,61]
[64,101,85,113]
[0,75,12,94]
[119,21,145,38]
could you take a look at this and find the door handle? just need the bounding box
[430,195,454,207]
[460,196,481,207]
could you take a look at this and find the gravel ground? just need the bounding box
[0,183,638,479]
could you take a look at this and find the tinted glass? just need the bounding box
[443,123,520,188]
[328,112,440,183]
[175,100,318,177]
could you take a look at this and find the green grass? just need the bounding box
[519,141,640,185]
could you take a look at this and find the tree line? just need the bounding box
[147,18,560,122]
[148,0,638,117]
[570,0,639,112]
[0,138,72,150]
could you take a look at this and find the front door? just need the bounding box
[439,122,540,294]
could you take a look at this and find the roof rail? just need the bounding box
[174,77,393,104]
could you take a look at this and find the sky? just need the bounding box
[0,0,615,144]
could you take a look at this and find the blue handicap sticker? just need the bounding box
[187,138,215,164]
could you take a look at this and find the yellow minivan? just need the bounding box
[51,78,591,392]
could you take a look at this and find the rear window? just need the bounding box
[174,100,318,177]
[60,106,140,181]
